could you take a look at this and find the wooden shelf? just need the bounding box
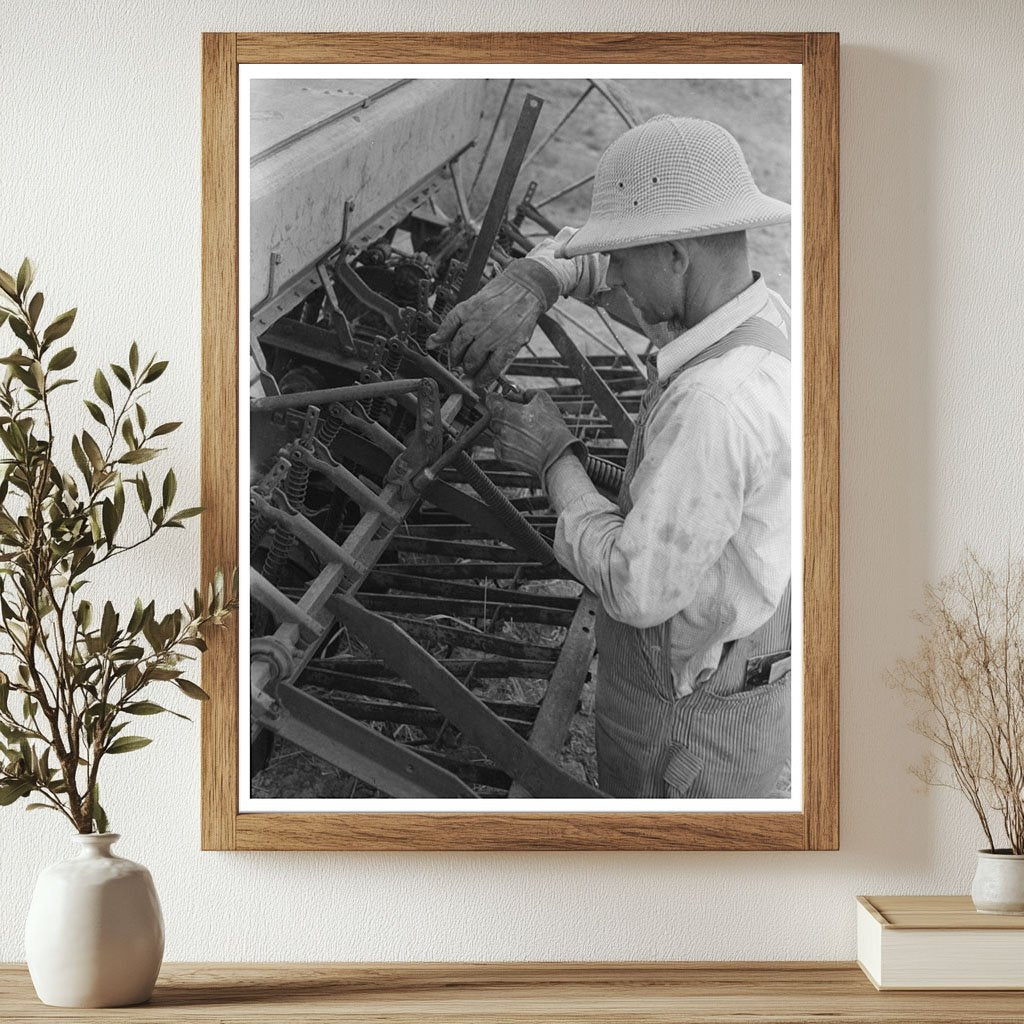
[4,962,1024,1022]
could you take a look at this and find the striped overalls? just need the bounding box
[594,317,792,798]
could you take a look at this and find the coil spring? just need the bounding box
[453,452,555,566]
[365,342,404,423]
[584,455,624,496]
[261,455,311,585]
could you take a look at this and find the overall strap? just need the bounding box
[673,316,791,380]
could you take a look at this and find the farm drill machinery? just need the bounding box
[248,78,647,798]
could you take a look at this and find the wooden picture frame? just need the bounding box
[202,32,839,851]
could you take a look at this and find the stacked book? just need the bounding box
[857,895,1024,989]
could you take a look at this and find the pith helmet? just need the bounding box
[558,115,790,257]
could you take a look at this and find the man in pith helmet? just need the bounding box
[432,115,793,799]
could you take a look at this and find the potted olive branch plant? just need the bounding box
[895,551,1024,914]
[0,258,237,1007]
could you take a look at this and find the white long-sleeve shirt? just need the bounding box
[528,229,792,696]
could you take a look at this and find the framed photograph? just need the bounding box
[201,32,838,850]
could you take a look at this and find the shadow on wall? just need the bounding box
[838,48,937,870]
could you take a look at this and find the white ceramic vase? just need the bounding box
[24,833,164,1007]
[971,849,1024,915]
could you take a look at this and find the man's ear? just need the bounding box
[667,239,691,277]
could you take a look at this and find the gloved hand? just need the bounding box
[484,390,586,484]
[429,259,561,386]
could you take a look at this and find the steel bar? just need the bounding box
[329,596,604,798]
[457,93,543,303]
[355,593,576,626]
[397,521,556,541]
[251,379,423,415]
[256,682,478,799]
[508,591,600,797]
[250,571,324,637]
[310,657,555,680]
[379,560,568,582]
[522,592,599,751]
[313,695,533,737]
[441,469,537,490]
[304,671,540,720]
[385,616,561,661]
[385,536,525,562]
[370,571,577,611]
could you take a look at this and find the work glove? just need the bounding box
[429,259,561,386]
[484,390,586,485]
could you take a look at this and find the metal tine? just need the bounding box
[309,657,554,681]
[355,594,575,627]
[368,570,578,610]
[309,695,535,737]
[384,615,561,661]
[305,672,540,721]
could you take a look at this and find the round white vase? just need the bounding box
[24,833,164,1007]
[971,849,1024,915]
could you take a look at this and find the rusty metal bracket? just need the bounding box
[332,253,403,332]
[385,378,442,499]
[328,596,606,800]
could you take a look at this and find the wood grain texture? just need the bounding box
[862,895,1024,929]
[801,32,841,852]
[233,810,806,852]
[3,962,1023,1023]
[201,32,841,851]
[200,32,239,852]
[235,32,807,65]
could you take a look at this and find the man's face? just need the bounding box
[604,243,685,325]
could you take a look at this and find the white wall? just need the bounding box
[1,0,1022,962]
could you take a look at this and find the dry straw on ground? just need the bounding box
[894,552,1024,853]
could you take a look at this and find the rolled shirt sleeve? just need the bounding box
[553,383,766,630]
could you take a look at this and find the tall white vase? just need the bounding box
[24,833,164,1007]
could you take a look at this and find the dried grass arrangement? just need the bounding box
[895,552,1024,854]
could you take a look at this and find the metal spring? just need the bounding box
[261,455,312,585]
[453,452,555,566]
[584,455,624,496]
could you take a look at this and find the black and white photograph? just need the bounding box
[242,67,801,810]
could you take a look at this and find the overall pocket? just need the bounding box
[664,671,791,798]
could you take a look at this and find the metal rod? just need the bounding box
[250,571,323,636]
[457,93,544,304]
[251,379,424,414]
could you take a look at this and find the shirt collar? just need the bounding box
[653,272,770,381]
